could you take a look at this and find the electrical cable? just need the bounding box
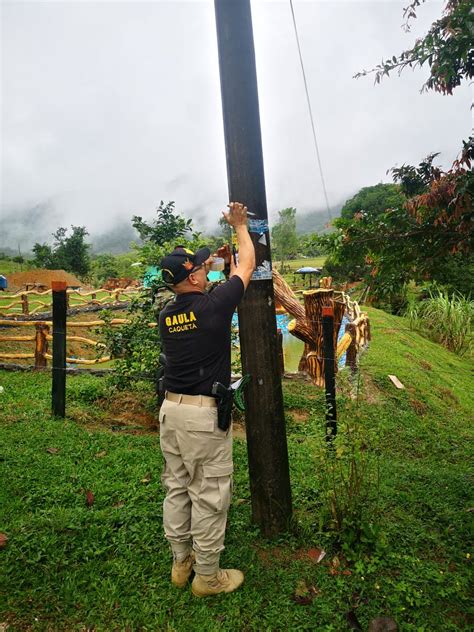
[289,0,332,221]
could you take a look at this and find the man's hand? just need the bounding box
[221,202,255,290]
[215,243,232,264]
[222,202,248,227]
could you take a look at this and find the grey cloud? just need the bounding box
[1,0,471,252]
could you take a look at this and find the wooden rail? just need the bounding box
[0,287,143,316]
[0,318,148,367]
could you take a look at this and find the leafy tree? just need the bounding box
[132,201,193,245]
[338,0,473,308]
[32,226,91,278]
[32,243,56,269]
[54,226,90,277]
[271,207,299,272]
[91,254,120,284]
[390,140,473,257]
[340,183,405,219]
[355,0,473,96]
[321,144,473,310]
[131,201,206,270]
[299,233,323,257]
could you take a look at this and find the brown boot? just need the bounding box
[192,569,244,597]
[171,553,194,588]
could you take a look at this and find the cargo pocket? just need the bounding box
[199,461,234,513]
[184,418,214,432]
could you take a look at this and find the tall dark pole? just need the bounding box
[52,281,67,418]
[215,0,292,535]
[322,306,337,442]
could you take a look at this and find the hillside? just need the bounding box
[296,206,342,235]
[0,306,472,630]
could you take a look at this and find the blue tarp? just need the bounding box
[143,266,160,288]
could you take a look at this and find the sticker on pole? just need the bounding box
[251,259,272,281]
[248,218,269,234]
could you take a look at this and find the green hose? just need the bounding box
[233,374,251,411]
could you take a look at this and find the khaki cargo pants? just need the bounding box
[159,396,233,575]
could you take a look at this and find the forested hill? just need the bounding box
[89,222,139,254]
[296,204,343,235]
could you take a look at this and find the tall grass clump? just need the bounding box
[407,290,473,355]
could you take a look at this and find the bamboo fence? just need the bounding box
[272,270,370,386]
[0,318,157,368]
[0,287,143,317]
[0,278,370,380]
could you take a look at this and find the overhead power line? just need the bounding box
[289,0,332,221]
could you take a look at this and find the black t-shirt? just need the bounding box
[159,276,245,396]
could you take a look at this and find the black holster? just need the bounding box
[211,382,234,432]
[156,353,167,407]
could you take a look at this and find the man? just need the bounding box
[158,202,255,597]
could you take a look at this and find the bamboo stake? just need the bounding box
[21,294,29,315]
[336,331,352,359]
[45,334,106,347]
[44,353,111,364]
[0,302,21,311]
[35,323,49,368]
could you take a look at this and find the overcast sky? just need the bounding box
[1,0,472,250]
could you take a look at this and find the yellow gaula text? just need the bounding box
[166,311,198,333]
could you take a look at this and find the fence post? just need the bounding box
[52,281,67,417]
[21,294,29,315]
[345,322,358,374]
[322,305,337,443]
[277,328,285,376]
[34,323,49,369]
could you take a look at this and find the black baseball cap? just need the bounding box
[160,246,211,285]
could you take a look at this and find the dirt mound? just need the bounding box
[7,269,83,291]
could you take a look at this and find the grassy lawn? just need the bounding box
[0,260,33,276]
[0,306,473,631]
[273,257,327,291]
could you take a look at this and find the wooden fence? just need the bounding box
[0,318,156,368]
[0,287,143,317]
[272,270,371,386]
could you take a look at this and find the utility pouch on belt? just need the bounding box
[211,382,234,432]
[156,353,167,407]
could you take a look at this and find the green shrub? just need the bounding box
[99,288,163,390]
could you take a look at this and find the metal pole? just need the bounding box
[214,0,292,535]
[52,281,67,417]
[322,306,337,442]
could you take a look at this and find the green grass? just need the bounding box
[273,257,327,290]
[0,306,473,631]
[0,259,33,276]
[285,257,326,270]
